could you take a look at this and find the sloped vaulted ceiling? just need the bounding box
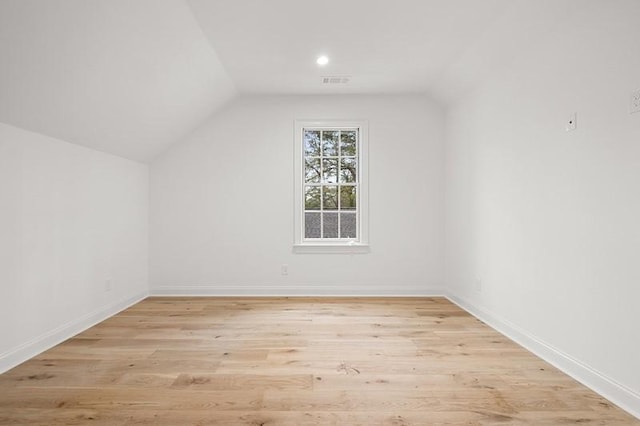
[187,0,510,96]
[0,0,580,162]
[186,0,577,99]
[0,0,236,162]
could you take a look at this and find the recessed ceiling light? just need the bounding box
[316,55,329,66]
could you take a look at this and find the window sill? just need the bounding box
[292,244,370,254]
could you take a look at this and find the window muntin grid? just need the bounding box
[303,128,358,240]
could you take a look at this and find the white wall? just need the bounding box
[0,123,148,373]
[445,0,640,416]
[151,95,444,295]
[0,0,236,162]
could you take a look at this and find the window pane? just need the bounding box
[305,158,321,183]
[339,158,357,183]
[340,130,357,156]
[304,130,321,156]
[305,212,321,238]
[340,213,357,238]
[323,212,338,238]
[305,186,321,210]
[322,186,338,209]
[322,158,338,183]
[322,131,339,156]
[339,186,357,210]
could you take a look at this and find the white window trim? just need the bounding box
[293,120,369,254]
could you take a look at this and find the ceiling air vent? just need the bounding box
[321,75,351,85]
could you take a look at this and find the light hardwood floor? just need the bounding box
[0,297,637,425]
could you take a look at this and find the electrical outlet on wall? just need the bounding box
[281,264,288,276]
[566,112,577,131]
[105,278,112,292]
[630,89,640,114]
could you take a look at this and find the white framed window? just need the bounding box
[293,120,369,253]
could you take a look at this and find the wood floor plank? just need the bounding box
[0,297,637,425]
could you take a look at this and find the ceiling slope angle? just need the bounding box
[188,0,588,104]
[187,0,515,97]
[0,0,236,162]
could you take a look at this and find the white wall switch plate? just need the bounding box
[566,112,577,131]
[631,90,640,114]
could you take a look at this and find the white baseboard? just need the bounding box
[0,291,148,374]
[150,284,445,297]
[446,291,640,420]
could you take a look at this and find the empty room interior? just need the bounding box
[1,0,639,424]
